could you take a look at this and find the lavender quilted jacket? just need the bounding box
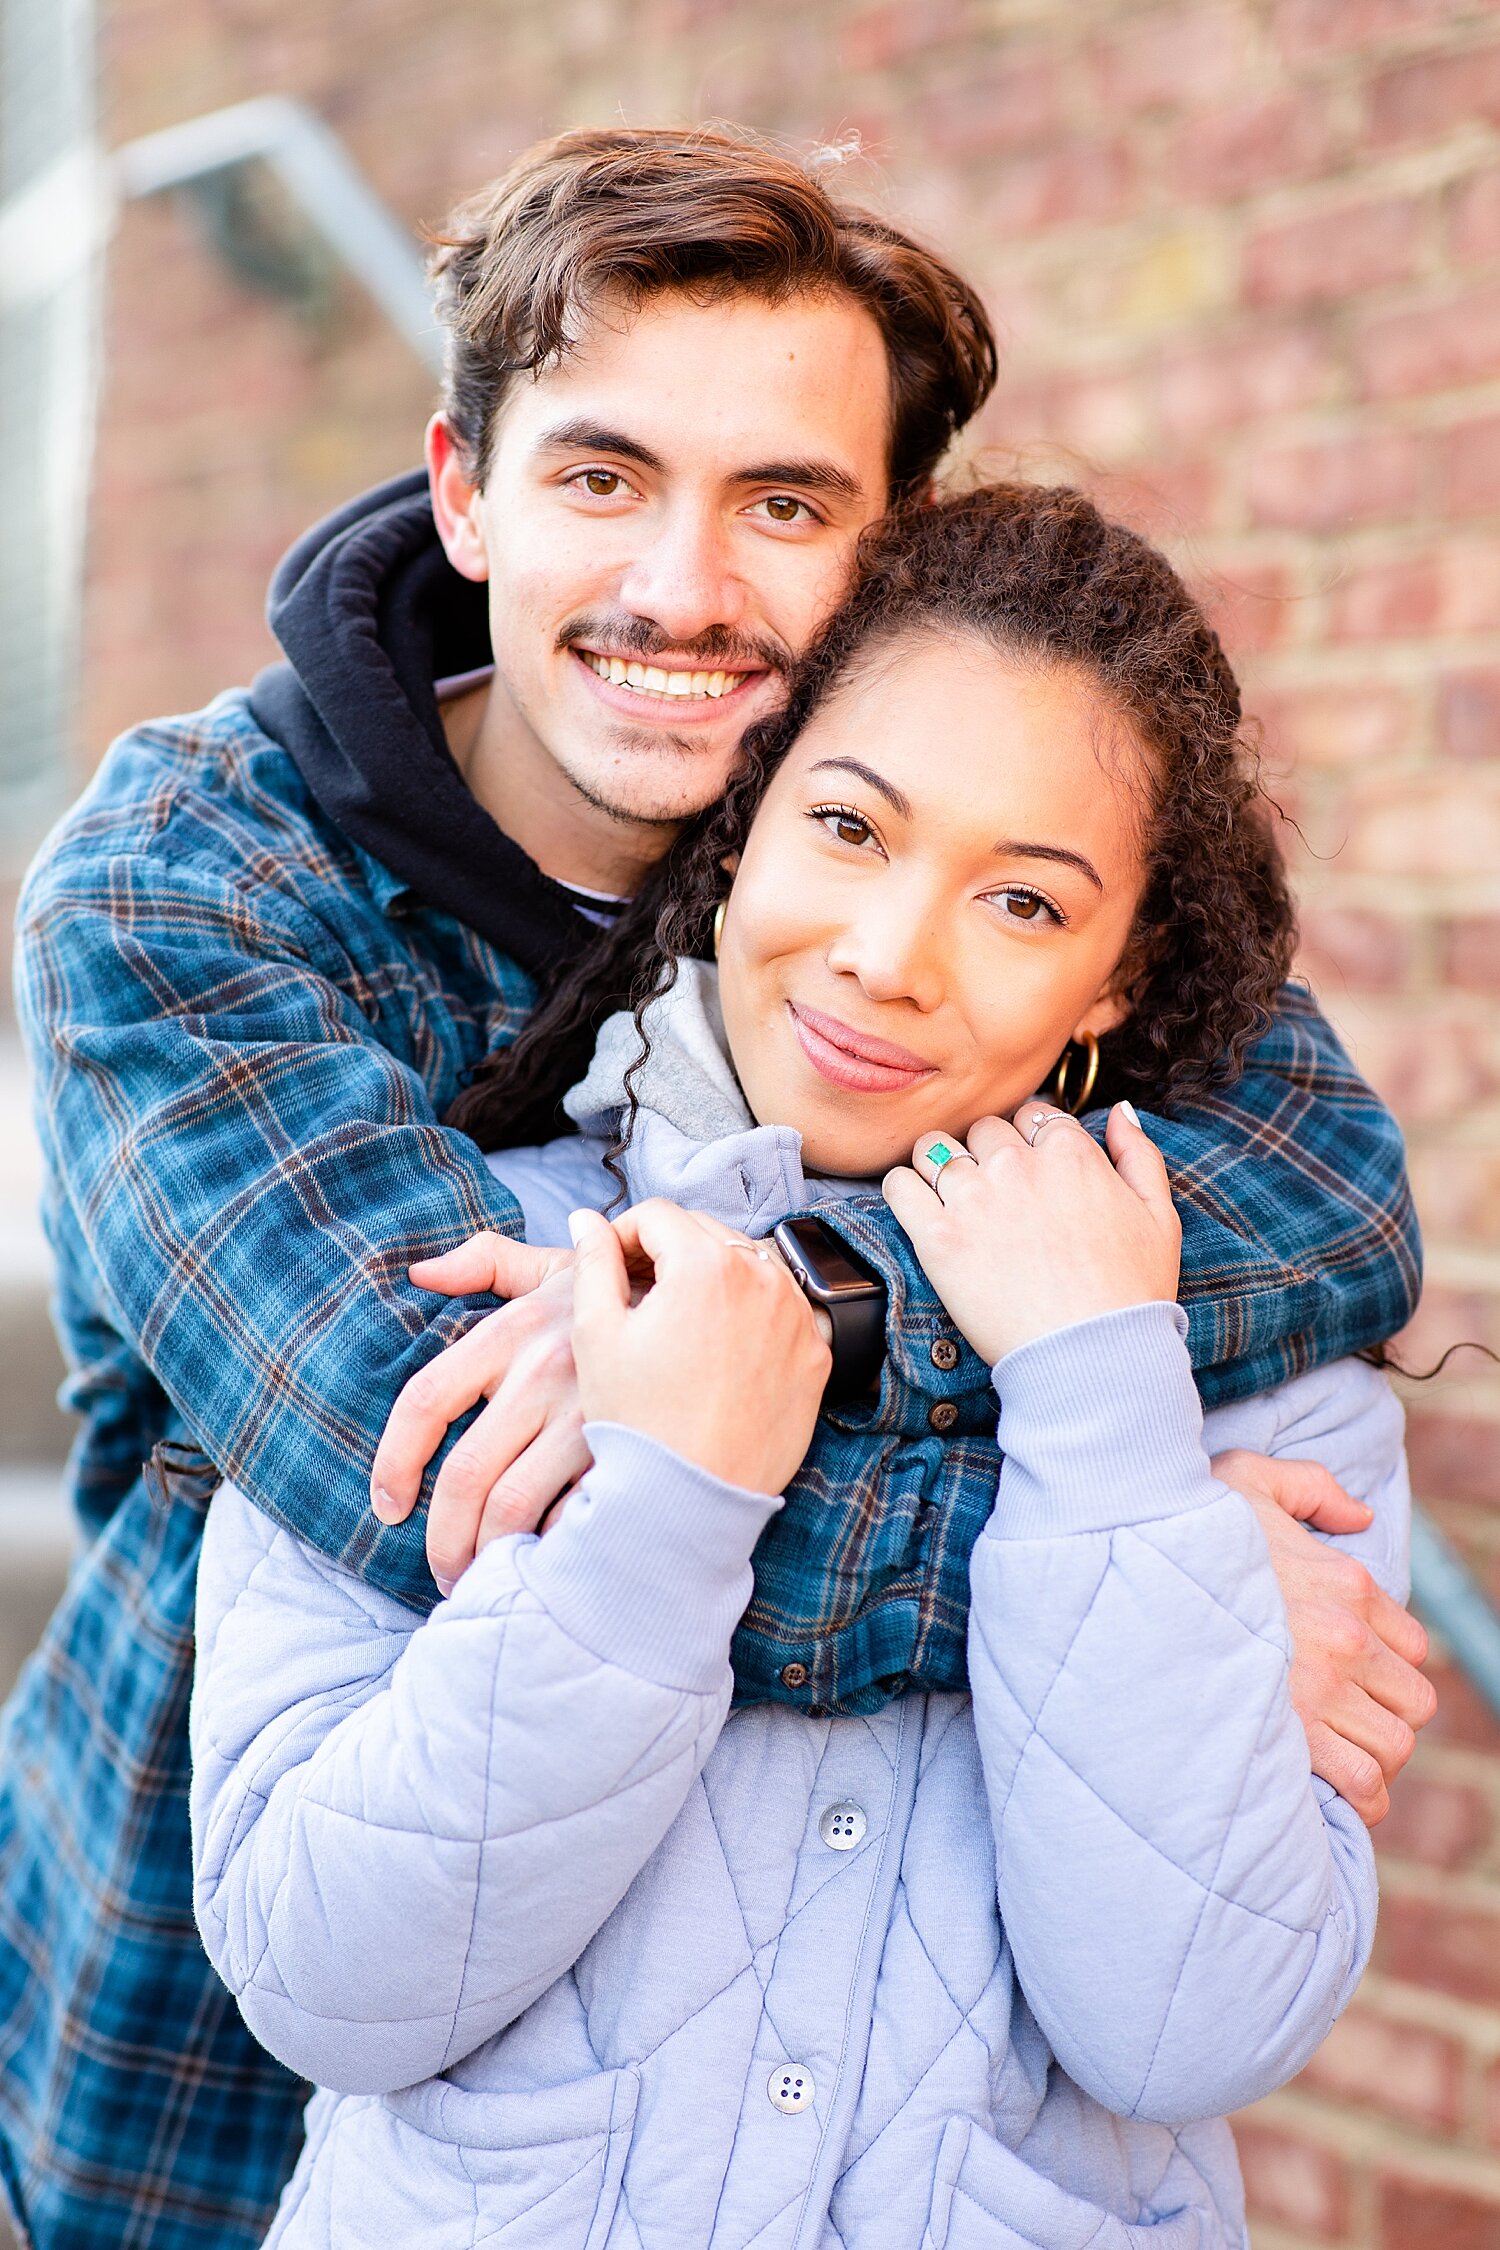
[191,1275,1404,2248]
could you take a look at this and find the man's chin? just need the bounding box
[566,732,743,829]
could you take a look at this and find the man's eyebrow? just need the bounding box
[735,458,866,504]
[534,419,666,473]
[993,840,1105,892]
[809,757,912,818]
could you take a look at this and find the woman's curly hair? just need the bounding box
[447,481,1296,1153]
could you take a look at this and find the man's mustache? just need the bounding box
[558,612,793,676]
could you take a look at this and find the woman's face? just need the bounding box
[716,630,1156,1177]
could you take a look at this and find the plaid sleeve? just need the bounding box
[16,844,520,1612]
[1127,983,1421,1406]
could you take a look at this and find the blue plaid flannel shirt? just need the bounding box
[2,691,1420,2248]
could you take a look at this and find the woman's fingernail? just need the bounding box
[434,1574,454,1600]
[370,1486,402,1524]
[1117,1100,1141,1129]
[567,1210,588,1246]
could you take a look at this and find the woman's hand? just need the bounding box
[569,1200,830,1493]
[881,1099,1181,1365]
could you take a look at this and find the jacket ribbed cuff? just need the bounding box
[989,1303,1212,1539]
[511,1422,781,1691]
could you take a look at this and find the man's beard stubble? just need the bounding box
[555,607,795,831]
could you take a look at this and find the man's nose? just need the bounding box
[615,503,746,646]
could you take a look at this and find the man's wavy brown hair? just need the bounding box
[448,482,1296,1151]
[427,124,998,496]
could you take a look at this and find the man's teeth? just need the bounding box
[580,651,745,699]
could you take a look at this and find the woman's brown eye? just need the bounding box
[835,817,867,845]
[1006,893,1042,919]
[583,470,620,496]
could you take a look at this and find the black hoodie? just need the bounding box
[250,469,593,983]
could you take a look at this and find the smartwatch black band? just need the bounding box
[772,1216,887,1402]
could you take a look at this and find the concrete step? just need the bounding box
[0,1035,73,1464]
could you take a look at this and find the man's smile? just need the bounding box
[570,643,766,713]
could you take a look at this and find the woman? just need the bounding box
[189,485,1406,2248]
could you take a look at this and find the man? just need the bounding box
[5,127,1428,2250]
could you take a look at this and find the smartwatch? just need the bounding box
[772,1216,887,1402]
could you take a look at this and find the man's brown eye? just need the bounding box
[583,470,620,496]
[766,495,801,522]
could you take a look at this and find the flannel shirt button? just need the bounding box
[818,1801,867,1850]
[929,1336,960,1372]
[780,1661,809,1689]
[768,2064,814,2114]
[928,1400,959,1433]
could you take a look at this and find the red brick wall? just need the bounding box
[90,3,1500,2242]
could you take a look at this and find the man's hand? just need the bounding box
[370,1233,588,1596]
[1212,1448,1438,1827]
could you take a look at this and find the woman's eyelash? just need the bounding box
[808,803,878,845]
[990,884,1067,928]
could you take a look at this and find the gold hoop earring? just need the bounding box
[1051,1031,1100,1114]
[712,899,728,960]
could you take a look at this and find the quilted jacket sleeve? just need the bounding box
[968,1309,1390,2127]
[190,1422,779,2095]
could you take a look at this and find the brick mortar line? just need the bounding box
[1340,1968,1500,2054]
[1246,2085,1500,2195]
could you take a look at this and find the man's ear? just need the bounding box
[426,414,490,584]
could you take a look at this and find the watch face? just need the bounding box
[777,1217,882,1298]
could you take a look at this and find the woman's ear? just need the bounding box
[719,851,741,878]
[1073,986,1132,1042]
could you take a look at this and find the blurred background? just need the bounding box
[3,1,1500,2244]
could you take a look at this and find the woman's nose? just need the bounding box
[825,898,945,1012]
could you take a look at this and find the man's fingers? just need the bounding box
[474,1417,593,1555]
[425,1391,548,1591]
[409,1231,574,1300]
[1214,1449,1373,1533]
[371,1308,523,1517]
[1355,1613,1439,1730]
[1368,1581,1431,1671]
[1303,1720,1390,1827]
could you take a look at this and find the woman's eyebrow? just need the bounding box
[993,840,1105,892]
[808,757,912,817]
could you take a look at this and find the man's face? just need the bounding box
[430,288,894,839]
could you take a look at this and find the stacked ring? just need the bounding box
[1023,1108,1086,1148]
[916,1135,977,1195]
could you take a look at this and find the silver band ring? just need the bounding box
[1025,1110,1086,1148]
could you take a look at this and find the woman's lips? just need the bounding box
[788,1002,937,1095]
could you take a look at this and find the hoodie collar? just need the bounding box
[249,469,594,983]
[562,959,870,1235]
